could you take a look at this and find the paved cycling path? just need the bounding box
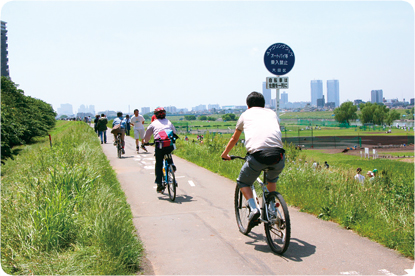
[100,130,413,275]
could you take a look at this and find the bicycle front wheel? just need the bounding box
[264,191,291,254]
[234,185,251,235]
[167,165,176,201]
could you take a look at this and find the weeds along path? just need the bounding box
[101,129,414,275]
[1,122,142,275]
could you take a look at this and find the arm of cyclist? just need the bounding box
[221,129,242,161]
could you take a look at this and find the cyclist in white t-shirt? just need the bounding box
[130,109,147,152]
[221,91,285,228]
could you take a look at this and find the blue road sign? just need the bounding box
[264,43,295,76]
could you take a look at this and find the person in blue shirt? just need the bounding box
[112,112,127,154]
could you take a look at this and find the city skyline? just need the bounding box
[1,1,413,113]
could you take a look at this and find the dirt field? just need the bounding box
[318,144,414,163]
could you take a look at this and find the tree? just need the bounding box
[222,113,237,121]
[359,102,389,125]
[385,109,400,126]
[198,115,207,121]
[1,77,56,162]
[184,115,196,121]
[333,101,357,125]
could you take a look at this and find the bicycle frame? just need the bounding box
[162,154,173,184]
[254,173,284,225]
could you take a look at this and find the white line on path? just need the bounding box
[188,180,195,187]
[379,269,397,276]
[175,176,185,179]
[144,166,153,170]
[340,272,360,275]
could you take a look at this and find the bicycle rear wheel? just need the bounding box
[234,185,251,235]
[264,191,291,254]
[117,140,122,158]
[167,165,176,201]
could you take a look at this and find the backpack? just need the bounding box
[154,129,176,148]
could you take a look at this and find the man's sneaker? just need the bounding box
[122,148,125,154]
[141,144,148,152]
[171,164,177,172]
[113,141,116,146]
[156,184,163,193]
[248,208,260,228]
[136,146,139,152]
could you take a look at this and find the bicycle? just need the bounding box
[144,140,177,201]
[116,133,123,158]
[227,155,291,254]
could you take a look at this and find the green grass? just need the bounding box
[1,121,143,275]
[173,134,414,258]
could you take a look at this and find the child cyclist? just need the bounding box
[221,92,285,228]
[143,107,179,192]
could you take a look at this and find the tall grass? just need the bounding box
[1,121,143,275]
[174,133,414,258]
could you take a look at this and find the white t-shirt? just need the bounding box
[354,174,365,183]
[236,107,283,154]
[130,114,145,130]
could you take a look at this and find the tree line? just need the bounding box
[184,114,238,121]
[334,101,413,126]
[1,77,56,162]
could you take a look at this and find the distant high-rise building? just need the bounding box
[208,104,221,110]
[371,90,383,104]
[1,21,10,78]
[262,82,271,108]
[57,103,73,116]
[281,92,288,106]
[141,107,150,114]
[165,106,177,113]
[327,80,340,107]
[310,80,323,106]
[192,104,207,112]
[78,104,95,115]
[317,95,325,108]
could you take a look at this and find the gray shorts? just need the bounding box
[134,128,145,140]
[237,154,285,188]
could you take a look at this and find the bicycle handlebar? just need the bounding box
[222,155,246,161]
[143,139,174,146]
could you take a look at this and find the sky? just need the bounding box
[0,0,414,114]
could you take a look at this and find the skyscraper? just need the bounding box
[327,80,340,107]
[281,92,288,105]
[310,80,323,106]
[371,90,383,104]
[1,21,10,78]
[262,82,271,108]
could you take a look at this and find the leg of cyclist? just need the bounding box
[265,154,285,192]
[120,130,126,154]
[154,145,174,192]
[237,155,265,226]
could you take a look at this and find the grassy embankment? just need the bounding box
[173,133,414,259]
[1,121,143,275]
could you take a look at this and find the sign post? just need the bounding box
[263,43,295,118]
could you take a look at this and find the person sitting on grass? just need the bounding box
[354,167,365,184]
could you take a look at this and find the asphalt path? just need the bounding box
[100,129,414,275]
